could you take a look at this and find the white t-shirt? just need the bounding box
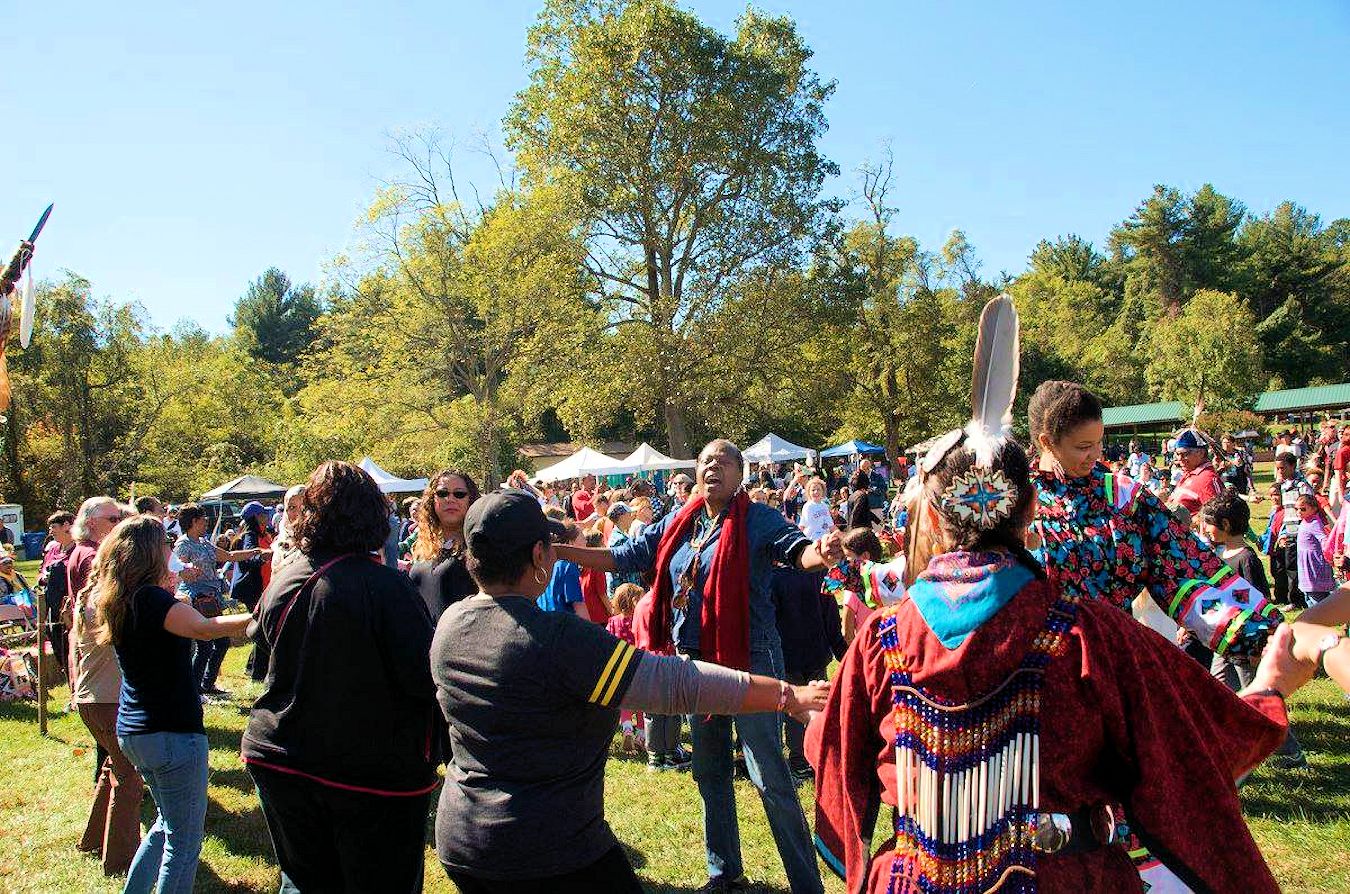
[799,499,834,540]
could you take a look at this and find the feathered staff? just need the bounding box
[0,204,51,412]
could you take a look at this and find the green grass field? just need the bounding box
[2,467,1348,892]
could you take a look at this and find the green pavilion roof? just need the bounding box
[1100,401,1188,429]
[1253,383,1350,415]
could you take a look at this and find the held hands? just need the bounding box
[818,528,845,564]
[178,565,204,582]
[785,679,830,724]
[1246,623,1316,699]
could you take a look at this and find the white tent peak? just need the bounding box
[620,442,696,471]
[533,447,629,482]
[742,433,812,463]
[358,457,429,494]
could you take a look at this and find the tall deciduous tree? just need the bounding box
[309,138,596,487]
[1146,289,1265,412]
[506,0,839,456]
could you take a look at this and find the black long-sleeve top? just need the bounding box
[243,552,439,795]
[771,566,848,677]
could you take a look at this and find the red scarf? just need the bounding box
[633,490,751,670]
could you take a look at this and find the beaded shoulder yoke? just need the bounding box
[877,589,1078,894]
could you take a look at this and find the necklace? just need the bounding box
[673,507,724,611]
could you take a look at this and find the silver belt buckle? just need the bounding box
[1031,812,1073,854]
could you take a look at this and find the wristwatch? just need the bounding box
[1316,631,1343,668]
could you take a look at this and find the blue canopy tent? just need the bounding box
[819,439,886,459]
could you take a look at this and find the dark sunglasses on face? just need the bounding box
[436,489,470,500]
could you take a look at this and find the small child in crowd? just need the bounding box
[607,582,690,772]
[1198,492,1268,689]
[1296,494,1334,606]
[605,583,644,754]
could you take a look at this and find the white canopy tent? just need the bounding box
[743,432,813,464]
[620,442,696,472]
[358,457,429,494]
[533,447,630,483]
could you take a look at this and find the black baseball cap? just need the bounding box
[464,489,568,556]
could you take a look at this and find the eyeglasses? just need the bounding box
[94,513,125,522]
[435,489,470,500]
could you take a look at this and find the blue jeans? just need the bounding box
[685,644,823,893]
[117,732,209,894]
[192,637,229,690]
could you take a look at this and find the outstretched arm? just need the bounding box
[1137,487,1280,662]
[554,544,617,572]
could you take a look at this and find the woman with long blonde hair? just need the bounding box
[92,514,250,893]
[409,469,481,620]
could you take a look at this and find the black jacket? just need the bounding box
[243,551,439,794]
[230,529,269,610]
[771,566,847,677]
[846,490,876,530]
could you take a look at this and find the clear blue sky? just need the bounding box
[5,1,1348,332]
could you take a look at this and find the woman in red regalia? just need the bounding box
[807,295,1314,894]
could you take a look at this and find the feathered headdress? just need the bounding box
[914,293,1022,531]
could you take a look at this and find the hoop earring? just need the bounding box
[533,567,548,585]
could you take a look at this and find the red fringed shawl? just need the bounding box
[633,490,752,670]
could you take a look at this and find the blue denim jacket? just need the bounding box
[610,502,809,653]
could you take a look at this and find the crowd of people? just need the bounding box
[18,302,1350,892]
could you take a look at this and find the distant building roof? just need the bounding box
[1101,401,1188,429]
[1253,383,1350,415]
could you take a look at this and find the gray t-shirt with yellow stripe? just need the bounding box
[432,593,643,880]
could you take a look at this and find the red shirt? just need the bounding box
[1334,444,1350,475]
[1172,462,1221,515]
[64,539,99,621]
[579,568,610,624]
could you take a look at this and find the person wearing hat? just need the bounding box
[245,461,439,894]
[0,545,32,613]
[604,501,643,601]
[1169,428,1221,516]
[431,488,830,892]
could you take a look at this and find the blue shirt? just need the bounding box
[537,560,584,613]
[115,585,203,736]
[174,535,222,599]
[611,502,810,652]
[606,528,644,596]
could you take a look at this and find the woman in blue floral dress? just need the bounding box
[1028,381,1280,661]
[1027,380,1286,893]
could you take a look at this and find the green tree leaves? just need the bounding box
[230,268,323,369]
[506,0,839,455]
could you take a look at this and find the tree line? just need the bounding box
[4,0,1347,523]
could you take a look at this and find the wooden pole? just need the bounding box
[35,585,47,736]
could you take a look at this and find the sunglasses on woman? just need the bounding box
[436,488,470,500]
